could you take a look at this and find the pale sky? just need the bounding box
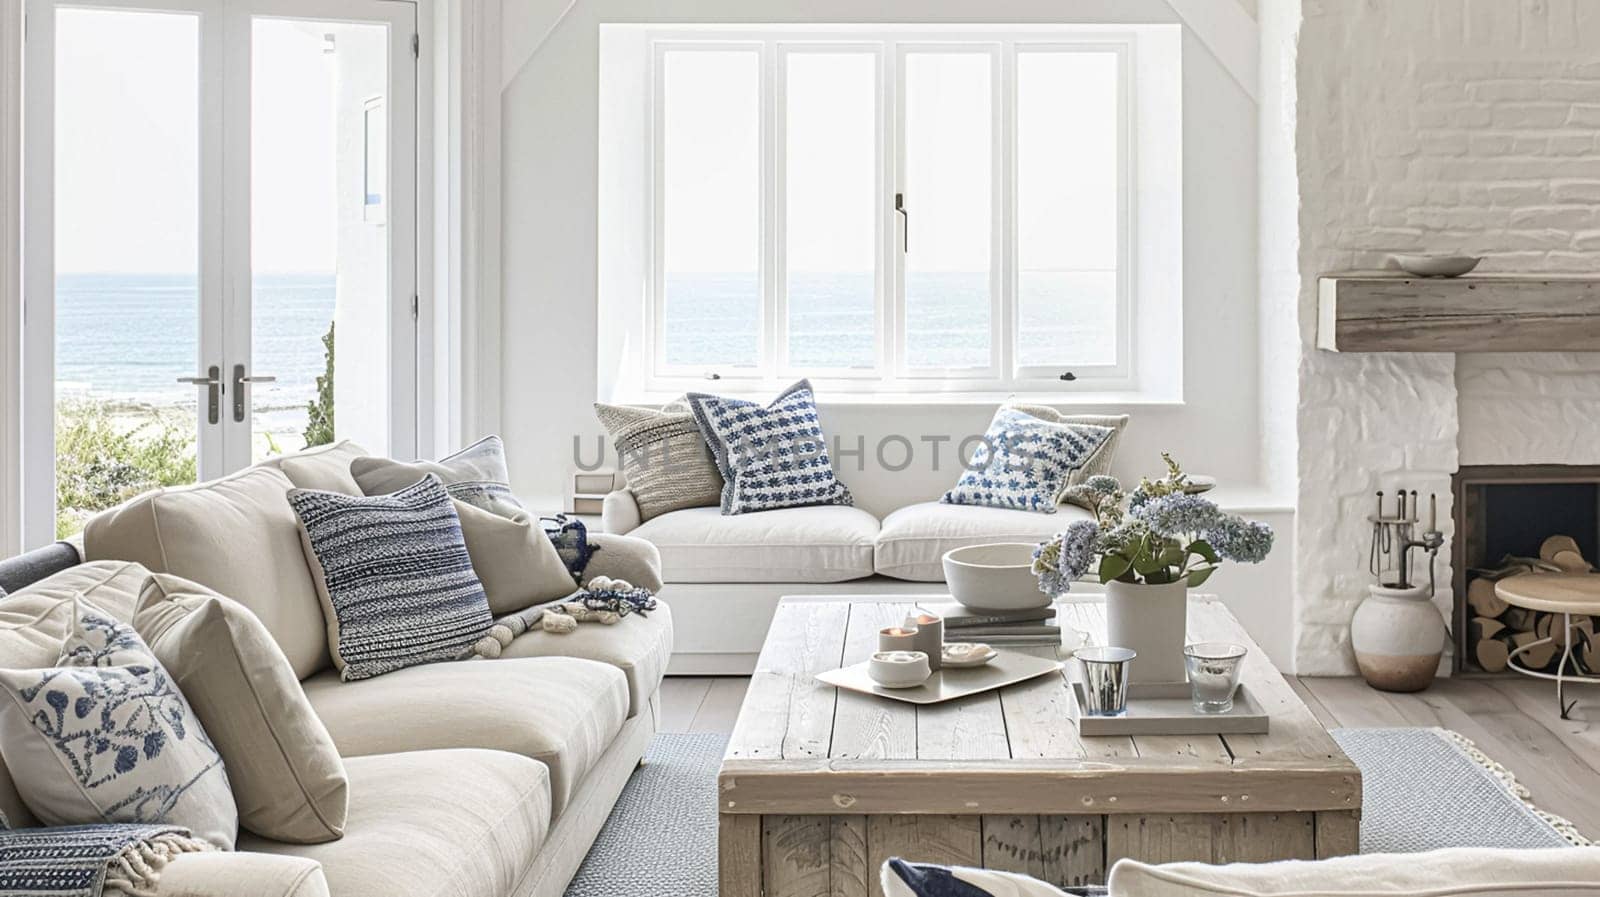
[55,8,338,276]
[663,47,1119,276]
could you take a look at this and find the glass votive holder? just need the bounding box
[1183,642,1247,713]
[1076,646,1136,717]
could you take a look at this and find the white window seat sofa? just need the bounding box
[601,488,1093,675]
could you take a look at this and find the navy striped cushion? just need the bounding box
[289,475,493,681]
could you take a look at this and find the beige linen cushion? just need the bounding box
[0,560,150,829]
[628,505,879,583]
[874,500,1096,582]
[454,500,578,614]
[299,656,626,816]
[135,574,349,844]
[594,400,724,521]
[349,435,524,518]
[156,849,330,897]
[1106,847,1600,896]
[243,749,551,897]
[256,440,369,494]
[83,466,330,679]
[1005,404,1129,502]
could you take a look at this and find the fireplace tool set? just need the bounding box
[1369,489,1445,591]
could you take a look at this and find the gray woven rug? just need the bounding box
[565,728,1584,896]
[1330,727,1587,853]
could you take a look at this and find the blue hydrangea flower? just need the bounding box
[1033,520,1100,595]
[1131,492,1222,538]
[1207,515,1274,564]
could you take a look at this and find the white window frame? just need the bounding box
[641,27,1141,398]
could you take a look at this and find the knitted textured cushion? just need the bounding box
[0,600,238,850]
[686,379,853,515]
[349,435,524,519]
[1004,404,1130,507]
[594,399,724,521]
[289,475,494,681]
[941,407,1111,513]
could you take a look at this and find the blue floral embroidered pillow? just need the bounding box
[0,601,237,849]
[686,379,853,515]
[941,407,1111,513]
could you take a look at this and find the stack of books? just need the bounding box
[924,601,1062,648]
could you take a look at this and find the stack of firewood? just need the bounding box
[1466,535,1599,674]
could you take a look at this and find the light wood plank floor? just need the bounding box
[663,675,1600,840]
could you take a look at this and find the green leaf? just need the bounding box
[1188,539,1219,564]
[1133,551,1167,576]
[1099,554,1132,583]
[1157,546,1187,568]
[1186,566,1216,588]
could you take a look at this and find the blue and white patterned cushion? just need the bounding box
[686,379,853,514]
[289,475,494,681]
[882,858,1106,897]
[940,408,1111,513]
[0,602,237,850]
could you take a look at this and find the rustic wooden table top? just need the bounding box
[719,597,1362,818]
[1495,573,1600,614]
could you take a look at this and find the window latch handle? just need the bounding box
[895,192,908,253]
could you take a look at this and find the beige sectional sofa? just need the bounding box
[0,441,673,897]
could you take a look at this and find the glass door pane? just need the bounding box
[249,16,396,462]
[53,7,202,538]
[1016,51,1119,368]
[902,51,992,371]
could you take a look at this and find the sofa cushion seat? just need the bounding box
[300,657,627,816]
[875,500,1094,581]
[242,749,551,897]
[498,601,673,719]
[630,505,879,582]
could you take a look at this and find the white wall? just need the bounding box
[498,0,1296,664]
[1293,0,1600,673]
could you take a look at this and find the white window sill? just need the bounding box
[604,388,1184,408]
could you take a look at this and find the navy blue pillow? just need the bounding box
[686,379,853,514]
[883,858,1107,897]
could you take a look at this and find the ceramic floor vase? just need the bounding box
[1104,579,1189,684]
[1351,582,1446,692]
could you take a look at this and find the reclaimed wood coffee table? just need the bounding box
[718,597,1361,896]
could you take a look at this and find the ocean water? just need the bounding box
[56,272,335,409]
[664,270,1116,370]
[56,269,1119,410]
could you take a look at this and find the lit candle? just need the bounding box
[908,610,945,672]
[879,625,919,655]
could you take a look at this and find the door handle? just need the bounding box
[895,192,908,253]
[177,366,222,425]
[232,365,277,423]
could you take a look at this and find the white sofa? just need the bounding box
[602,488,1092,674]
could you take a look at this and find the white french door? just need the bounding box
[23,0,417,544]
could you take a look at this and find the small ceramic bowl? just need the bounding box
[867,651,932,689]
[941,642,998,668]
[943,542,1051,610]
[1389,254,1482,278]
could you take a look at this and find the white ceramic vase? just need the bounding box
[1351,583,1445,692]
[1104,579,1189,684]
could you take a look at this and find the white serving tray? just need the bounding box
[1071,681,1270,736]
[816,651,1062,705]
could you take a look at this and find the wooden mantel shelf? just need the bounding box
[1318,273,1600,353]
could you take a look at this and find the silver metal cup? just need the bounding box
[1077,646,1136,717]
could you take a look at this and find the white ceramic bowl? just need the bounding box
[942,542,1052,611]
[1389,253,1482,277]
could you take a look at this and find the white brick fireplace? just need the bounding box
[1293,1,1600,674]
